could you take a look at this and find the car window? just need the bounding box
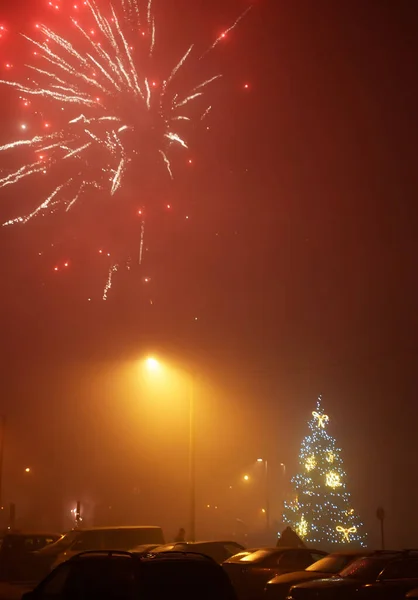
[67,558,137,599]
[341,557,397,581]
[380,559,418,580]
[310,552,326,563]
[43,537,58,546]
[38,531,77,554]
[139,560,235,600]
[23,537,37,550]
[38,562,72,596]
[104,528,164,549]
[224,543,244,556]
[70,531,103,552]
[279,550,313,570]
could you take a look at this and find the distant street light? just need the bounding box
[24,467,31,473]
[243,474,250,481]
[144,356,196,542]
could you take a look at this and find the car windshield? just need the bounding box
[37,531,78,553]
[340,557,395,581]
[307,554,358,574]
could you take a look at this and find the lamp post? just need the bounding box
[0,416,6,508]
[257,458,270,530]
[189,374,196,542]
[144,357,196,542]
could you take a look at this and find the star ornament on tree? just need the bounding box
[312,411,329,428]
[326,452,335,463]
[296,515,308,539]
[336,525,357,542]
[326,471,342,488]
[305,454,317,471]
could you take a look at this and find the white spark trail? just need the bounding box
[0,161,47,189]
[3,180,71,226]
[111,157,126,195]
[110,5,143,97]
[200,6,252,58]
[159,150,173,179]
[139,219,145,264]
[66,182,86,212]
[174,92,203,109]
[192,74,222,94]
[63,142,91,159]
[200,106,212,121]
[150,18,156,56]
[165,45,194,89]
[0,133,56,152]
[165,132,188,148]
[103,263,119,300]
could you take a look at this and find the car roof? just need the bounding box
[73,526,162,532]
[330,550,373,557]
[175,541,242,545]
[70,550,219,563]
[2,531,62,537]
[225,547,323,560]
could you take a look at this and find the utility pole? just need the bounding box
[189,375,196,542]
[376,507,385,550]
[0,416,6,508]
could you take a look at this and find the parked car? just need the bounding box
[149,541,245,564]
[264,550,371,600]
[32,526,164,578]
[287,550,418,600]
[22,549,237,600]
[0,531,61,581]
[223,547,326,600]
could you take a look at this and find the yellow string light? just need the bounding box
[326,452,335,463]
[336,525,357,542]
[296,515,308,538]
[312,411,329,428]
[326,471,342,488]
[305,454,316,471]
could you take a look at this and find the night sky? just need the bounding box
[0,0,417,548]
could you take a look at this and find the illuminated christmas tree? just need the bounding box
[283,397,366,547]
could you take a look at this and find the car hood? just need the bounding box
[294,577,357,590]
[267,571,332,586]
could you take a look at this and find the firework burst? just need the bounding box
[0,0,251,298]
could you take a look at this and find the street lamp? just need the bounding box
[145,357,160,372]
[243,474,250,482]
[144,356,196,542]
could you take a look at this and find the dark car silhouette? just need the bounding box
[22,549,237,600]
[223,547,326,600]
[288,551,418,600]
[264,550,371,600]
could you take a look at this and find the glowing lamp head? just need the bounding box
[243,474,249,481]
[25,467,30,473]
[257,458,263,462]
[145,357,160,372]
